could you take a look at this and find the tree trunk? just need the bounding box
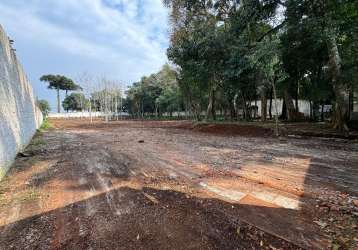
[244,102,251,121]
[233,94,239,120]
[116,96,119,121]
[327,32,349,132]
[348,84,353,120]
[312,101,319,121]
[261,90,267,122]
[269,87,273,120]
[295,81,299,113]
[192,103,201,121]
[230,100,236,121]
[284,87,297,121]
[155,104,159,119]
[272,78,280,137]
[281,99,287,120]
[254,99,257,119]
[57,88,61,113]
[332,85,349,131]
[206,86,216,121]
[89,97,93,123]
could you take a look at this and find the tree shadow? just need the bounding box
[1,121,357,249]
[0,186,304,250]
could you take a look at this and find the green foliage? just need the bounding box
[39,119,52,132]
[125,64,183,117]
[62,93,89,112]
[165,0,283,120]
[40,74,80,91]
[40,74,81,113]
[162,0,358,127]
[36,99,51,117]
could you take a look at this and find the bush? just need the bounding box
[37,99,51,117]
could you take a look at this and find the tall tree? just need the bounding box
[284,0,358,130]
[40,75,80,113]
[163,0,357,130]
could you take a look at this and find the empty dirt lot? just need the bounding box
[0,119,357,249]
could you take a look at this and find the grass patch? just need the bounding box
[37,118,52,132]
[0,178,10,206]
[27,132,47,151]
[30,137,46,147]
[18,188,41,202]
[0,194,6,206]
[0,167,8,181]
[25,137,46,154]
[0,188,42,207]
[0,177,9,194]
[13,157,39,172]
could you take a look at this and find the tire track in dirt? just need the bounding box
[2,119,357,249]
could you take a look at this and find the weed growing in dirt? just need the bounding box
[0,177,9,194]
[29,137,46,148]
[37,118,52,132]
[13,157,39,172]
[19,188,41,202]
[0,178,10,206]
[0,187,41,207]
[0,194,6,206]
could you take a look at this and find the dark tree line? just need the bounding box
[125,64,184,118]
[156,0,358,131]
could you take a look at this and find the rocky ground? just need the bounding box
[0,119,357,249]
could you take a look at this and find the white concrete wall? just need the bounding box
[0,24,43,179]
[48,112,105,118]
[48,112,129,118]
[251,99,311,117]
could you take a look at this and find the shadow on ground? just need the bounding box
[0,186,303,250]
[1,119,357,249]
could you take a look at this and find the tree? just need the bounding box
[163,0,357,132]
[165,0,283,121]
[36,99,51,117]
[90,77,123,122]
[62,93,89,112]
[283,0,358,130]
[40,75,80,113]
[76,72,95,122]
[63,80,82,97]
[125,64,183,118]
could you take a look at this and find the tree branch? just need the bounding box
[256,20,287,42]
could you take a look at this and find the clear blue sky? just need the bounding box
[0,0,169,111]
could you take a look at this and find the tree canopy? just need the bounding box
[40,75,80,92]
[62,93,89,112]
[125,64,183,118]
[40,74,81,113]
[159,0,358,131]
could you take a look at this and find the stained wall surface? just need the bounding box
[0,24,43,179]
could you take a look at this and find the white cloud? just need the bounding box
[0,0,169,83]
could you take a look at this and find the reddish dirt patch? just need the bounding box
[0,119,357,249]
[191,123,274,137]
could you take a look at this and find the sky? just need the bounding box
[0,0,170,111]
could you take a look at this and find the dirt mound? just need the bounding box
[49,118,193,131]
[191,123,274,137]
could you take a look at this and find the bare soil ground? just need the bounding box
[0,119,357,250]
